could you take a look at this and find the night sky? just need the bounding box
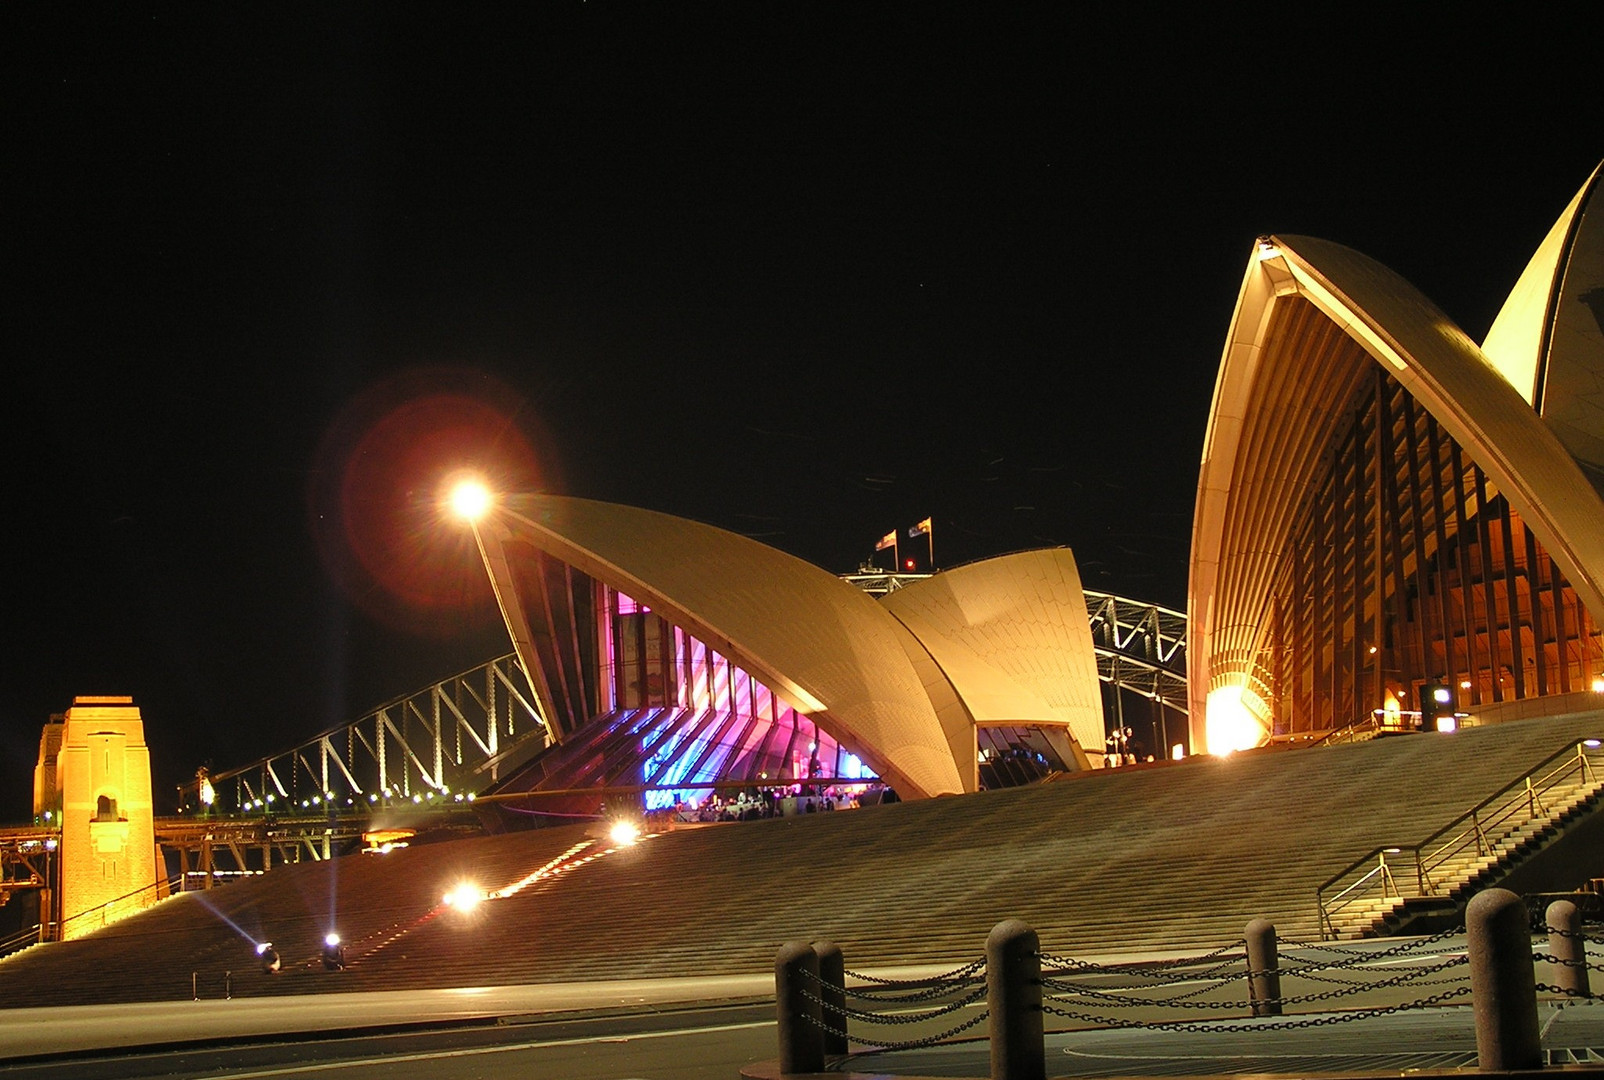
[5,6,1599,817]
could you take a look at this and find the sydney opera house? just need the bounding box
[1190,162,1604,756]
[443,163,1604,814]
[462,497,1103,806]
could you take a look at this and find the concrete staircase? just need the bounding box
[1319,743,1604,939]
[2,710,1602,1009]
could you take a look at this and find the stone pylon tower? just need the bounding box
[34,697,158,939]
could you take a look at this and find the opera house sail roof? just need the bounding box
[1189,162,1604,755]
[464,494,1105,808]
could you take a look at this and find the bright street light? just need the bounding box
[448,477,493,522]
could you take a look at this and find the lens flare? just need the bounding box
[448,477,493,521]
[443,882,487,911]
[309,368,557,633]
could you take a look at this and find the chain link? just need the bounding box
[839,975,987,1003]
[803,1005,990,1052]
[1531,951,1602,970]
[1277,925,1465,970]
[841,957,985,988]
[1043,955,1467,1012]
[802,981,989,1025]
[806,962,986,1004]
[1038,939,1246,976]
[1541,924,1598,944]
[1534,982,1600,1000]
[1043,985,1472,1033]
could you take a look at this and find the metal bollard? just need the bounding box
[1547,899,1591,999]
[1245,918,1281,1017]
[987,919,1044,1080]
[775,941,823,1075]
[191,971,198,1001]
[1467,888,1541,1071]
[813,939,848,1056]
[224,970,232,1000]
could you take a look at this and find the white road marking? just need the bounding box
[209,1019,773,1078]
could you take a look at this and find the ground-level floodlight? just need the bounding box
[322,932,346,971]
[442,882,486,913]
[256,942,280,974]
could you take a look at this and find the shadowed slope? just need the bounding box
[2,713,1601,1009]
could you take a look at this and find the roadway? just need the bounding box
[3,937,1602,1079]
[0,1002,777,1080]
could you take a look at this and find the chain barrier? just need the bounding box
[1043,985,1473,1033]
[1038,939,1246,977]
[1535,982,1601,1001]
[802,1002,991,1052]
[1041,954,1467,1012]
[1279,924,1465,968]
[810,924,1502,1053]
[837,974,986,1004]
[1532,951,1604,972]
[1541,924,1598,944]
[841,957,985,988]
[1289,965,1469,990]
[802,981,989,1026]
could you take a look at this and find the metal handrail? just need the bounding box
[0,924,43,959]
[1412,742,1594,895]
[56,874,184,938]
[1316,738,1603,939]
[1316,849,1405,939]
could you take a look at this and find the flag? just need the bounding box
[875,531,897,551]
[908,517,932,538]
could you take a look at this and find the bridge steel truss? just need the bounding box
[1083,590,1189,756]
[177,655,549,817]
[182,588,1191,820]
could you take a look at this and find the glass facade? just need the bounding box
[1255,365,1604,740]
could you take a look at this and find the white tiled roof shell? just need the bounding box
[480,494,965,798]
[879,549,1104,759]
[1189,233,1604,749]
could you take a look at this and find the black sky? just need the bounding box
[4,5,1600,816]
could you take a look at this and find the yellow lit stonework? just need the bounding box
[35,697,159,939]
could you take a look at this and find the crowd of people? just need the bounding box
[1104,725,1154,766]
[646,784,878,825]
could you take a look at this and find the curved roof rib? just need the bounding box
[476,494,965,798]
[880,548,1103,762]
[1482,161,1604,486]
[1191,233,1604,750]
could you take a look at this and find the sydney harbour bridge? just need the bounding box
[1,578,1184,944]
[171,581,1185,821]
